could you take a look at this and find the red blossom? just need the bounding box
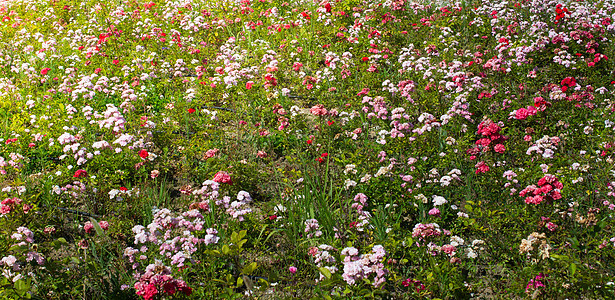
[73,169,88,178]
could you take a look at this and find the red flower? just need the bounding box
[73,169,88,178]
[119,187,128,191]
[324,3,331,12]
[179,286,192,296]
[321,153,328,158]
[139,149,149,159]
[269,215,277,221]
[40,68,50,75]
[327,121,335,126]
[163,282,177,295]
[362,57,369,62]
[307,139,313,145]
[188,108,196,114]
[112,59,119,65]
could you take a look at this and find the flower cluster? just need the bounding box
[519,174,563,205]
[340,245,388,287]
[0,227,45,282]
[133,260,192,300]
[305,218,323,238]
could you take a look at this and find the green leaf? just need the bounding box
[319,267,332,279]
[569,263,576,276]
[221,244,230,255]
[8,244,29,252]
[242,262,258,275]
[89,217,105,236]
[14,279,28,291]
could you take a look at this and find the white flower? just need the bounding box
[432,195,448,206]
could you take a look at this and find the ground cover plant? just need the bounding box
[1,0,615,298]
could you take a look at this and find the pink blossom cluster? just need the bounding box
[133,260,192,300]
[526,136,560,159]
[519,174,563,205]
[0,197,24,214]
[310,104,328,116]
[126,207,219,298]
[412,223,443,241]
[83,220,110,234]
[510,105,537,120]
[467,119,506,159]
[525,273,547,293]
[304,218,322,238]
[309,244,338,281]
[0,227,45,282]
[340,245,388,287]
[350,193,371,232]
[51,181,87,200]
[0,153,25,174]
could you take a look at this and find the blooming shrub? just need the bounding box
[1,0,615,298]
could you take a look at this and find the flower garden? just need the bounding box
[1,0,615,298]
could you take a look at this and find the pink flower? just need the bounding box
[441,244,456,255]
[98,221,110,231]
[475,161,490,174]
[84,221,94,233]
[213,171,232,185]
[515,108,529,120]
[257,151,267,158]
[150,170,160,179]
[289,266,297,274]
[246,81,254,89]
[78,239,89,249]
[0,205,11,214]
[428,208,440,217]
[310,104,328,116]
[546,222,558,231]
[204,148,219,159]
[494,144,506,153]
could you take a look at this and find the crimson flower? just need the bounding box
[73,169,88,178]
[139,149,149,159]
